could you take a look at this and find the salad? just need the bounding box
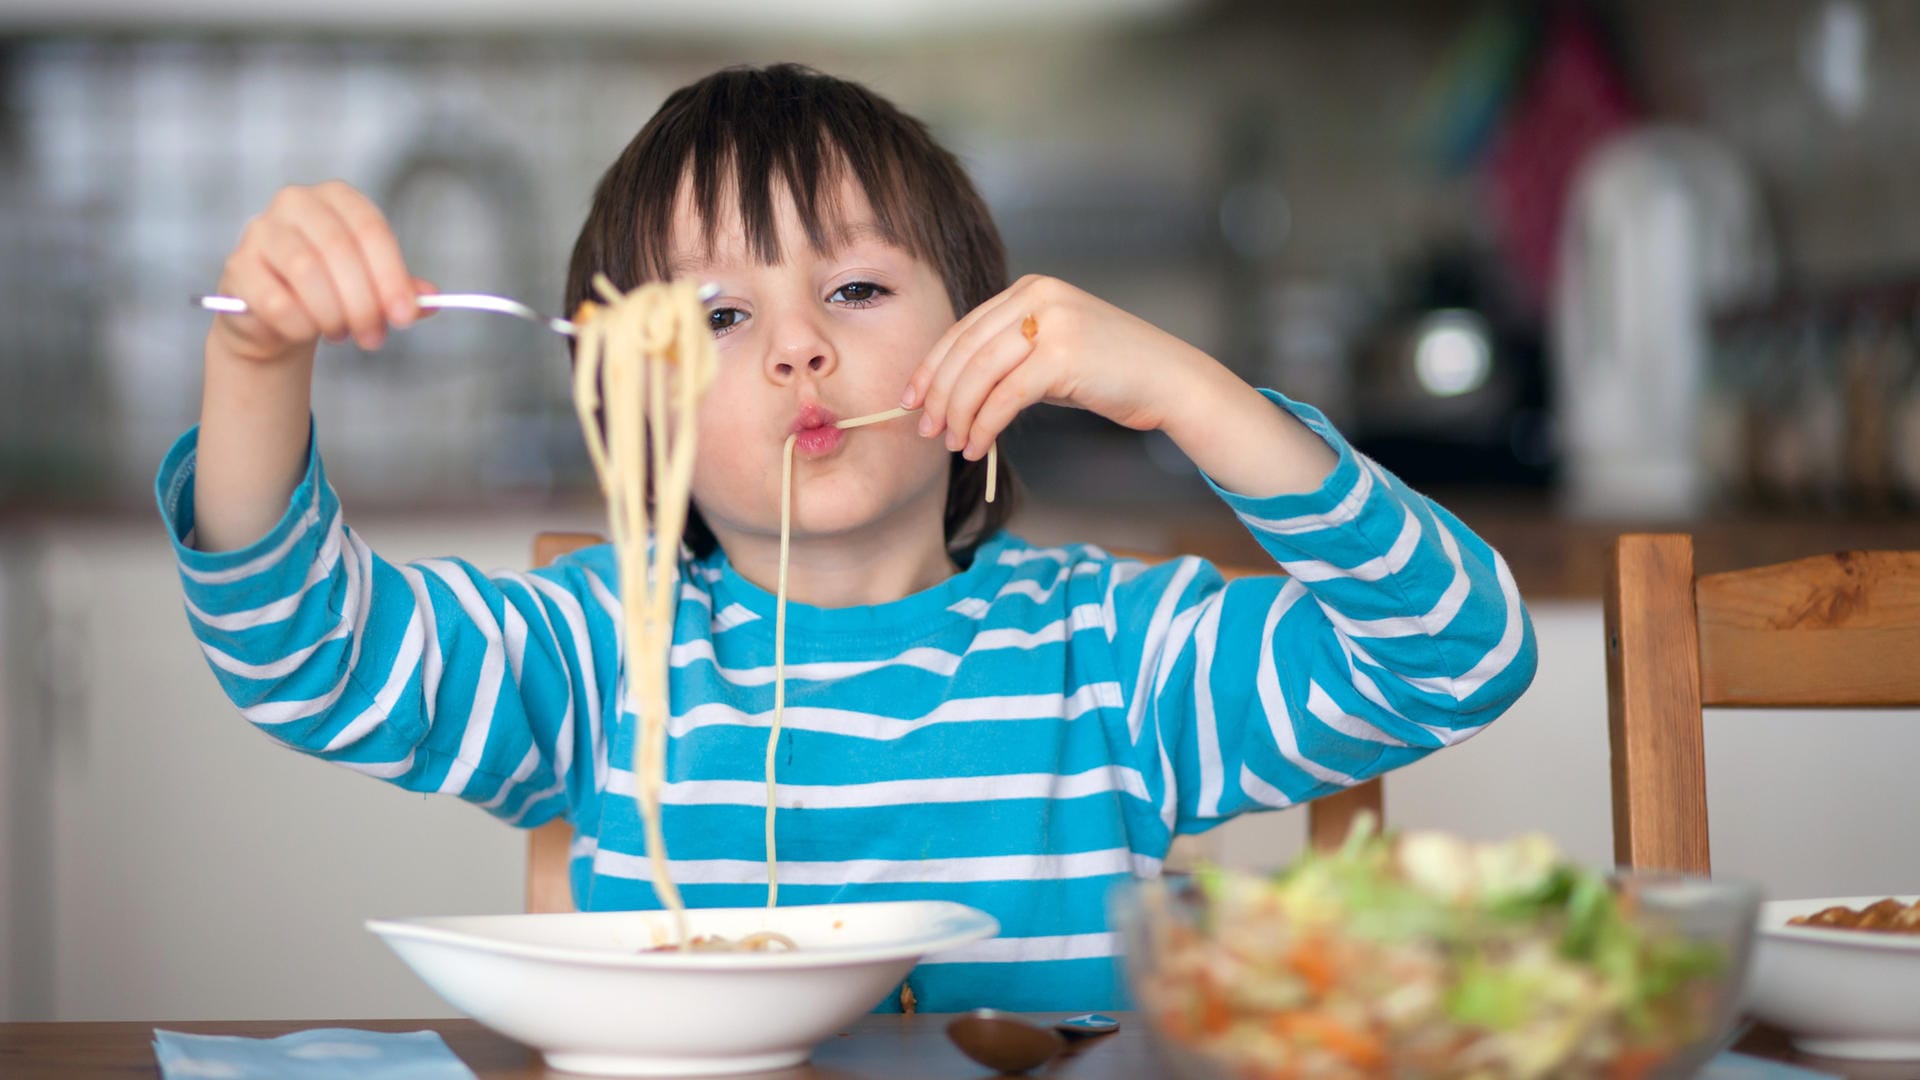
[1128,823,1731,1080]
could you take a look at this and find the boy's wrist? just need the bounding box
[1159,363,1341,499]
[1154,349,1253,444]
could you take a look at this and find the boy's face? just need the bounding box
[670,176,959,550]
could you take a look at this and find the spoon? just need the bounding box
[945,1009,1119,1074]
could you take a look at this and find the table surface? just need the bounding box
[2,1013,1912,1079]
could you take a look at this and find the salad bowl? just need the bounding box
[1116,828,1759,1080]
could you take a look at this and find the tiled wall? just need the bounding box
[1628,0,1920,284]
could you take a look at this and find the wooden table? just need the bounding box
[1,1014,1910,1079]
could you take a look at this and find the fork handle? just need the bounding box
[194,282,717,336]
[191,293,576,336]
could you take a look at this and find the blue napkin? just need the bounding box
[153,1027,478,1079]
[1699,1051,1840,1079]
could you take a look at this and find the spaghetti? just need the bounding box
[762,411,995,907]
[573,280,1001,940]
[571,276,717,946]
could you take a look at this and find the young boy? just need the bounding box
[158,63,1536,1012]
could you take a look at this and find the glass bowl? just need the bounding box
[1114,867,1759,1080]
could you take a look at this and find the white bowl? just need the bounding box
[1747,895,1920,1059]
[367,900,997,1076]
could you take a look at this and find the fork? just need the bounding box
[193,284,719,338]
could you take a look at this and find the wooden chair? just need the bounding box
[1604,533,1920,875]
[524,531,1383,913]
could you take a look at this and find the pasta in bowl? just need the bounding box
[1115,826,1758,1080]
[1746,894,1920,1059]
[367,899,996,1076]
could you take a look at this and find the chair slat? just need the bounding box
[1697,551,1920,706]
[1308,778,1382,853]
[525,531,604,914]
[1605,534,1711,875]
[532,531,606,571]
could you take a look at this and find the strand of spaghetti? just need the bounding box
[832,406,998,503]
[832,406,916,429]
[756,402,1002,908]
[767,432,797,909]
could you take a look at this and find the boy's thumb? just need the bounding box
[413,278,439,317]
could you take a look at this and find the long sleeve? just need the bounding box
[1103,391,1537,851]
[154,424,608,829]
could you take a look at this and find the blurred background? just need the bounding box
[3,0,1918,1024]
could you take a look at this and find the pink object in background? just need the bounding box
[1484,7,1638,310]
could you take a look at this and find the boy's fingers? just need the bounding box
[256,219,348,342]
[227,250,319,346]
[906,281,1023,409]
[919,294,1031,436]
[318,181,418,326]
[288,192,389,350]
[966,373,1039,460]
[941,326,1036,453]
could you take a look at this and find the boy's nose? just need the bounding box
[771,353,832,379]
[764,318,839,383]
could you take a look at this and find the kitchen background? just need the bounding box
[3,0,1917,1024]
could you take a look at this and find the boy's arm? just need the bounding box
[1103,393,1537,851]
[157,427,599,828]
[194,181,423,554]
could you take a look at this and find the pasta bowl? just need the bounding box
[367,900,997,1076]
[1746,895,1920,1059]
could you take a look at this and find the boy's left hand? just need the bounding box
[902,275,1217,461]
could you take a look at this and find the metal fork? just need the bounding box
[193,284,719,338]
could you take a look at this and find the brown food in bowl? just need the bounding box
[1787,897,1920,934]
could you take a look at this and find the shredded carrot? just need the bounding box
[1610,1046,1664,1080]
[1198,986,1232,1036]
[1287,937,1339,995]
[1157,1005,1192,1040]
[1270,1013,1385,1071]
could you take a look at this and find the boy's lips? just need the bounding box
[789,406,844,458]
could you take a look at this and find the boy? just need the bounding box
[160,64,1536,1011]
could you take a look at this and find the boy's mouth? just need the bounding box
[788,405,844,458]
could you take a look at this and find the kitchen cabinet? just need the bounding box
[3,516,548,1021]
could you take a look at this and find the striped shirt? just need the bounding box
[154,391,1536,1013]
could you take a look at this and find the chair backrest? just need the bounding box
[1604,533,1920,875]
[524,531,1383,913]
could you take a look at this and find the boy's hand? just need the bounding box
[210,180,429,365]
[193,182,432,553]
[902,275,1215,461]
[902,274,1338,497]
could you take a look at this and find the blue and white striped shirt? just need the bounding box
[155,391,1536,1013]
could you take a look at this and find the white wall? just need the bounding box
[1217,601,1920,901]
[18,516,583,1021]
[9,526,1917,1022]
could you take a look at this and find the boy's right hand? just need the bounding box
[210,180,429,364]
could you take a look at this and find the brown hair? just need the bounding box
[565,63,1016,562]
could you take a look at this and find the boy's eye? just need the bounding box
[829,281,890,306]
[707,307,746,336]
